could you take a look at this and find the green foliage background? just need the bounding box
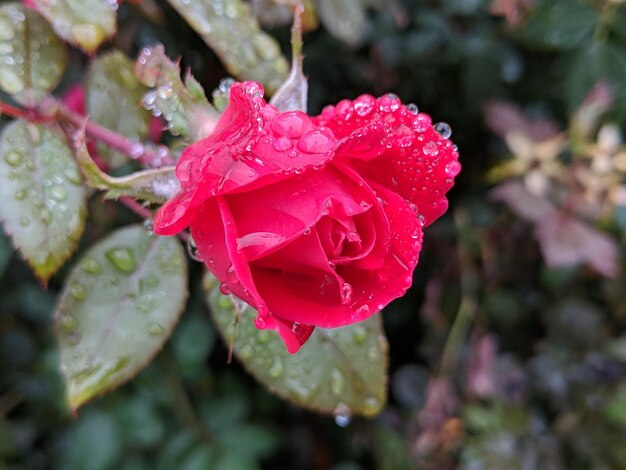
[1,0,626,468]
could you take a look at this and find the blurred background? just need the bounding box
[1,0,626,468]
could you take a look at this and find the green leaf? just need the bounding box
[71,128,177,204]
[317,0,367,46]
[135,45,218,140]
[516,0,598,51]
[0,3,67,106]
[85,50,152,168]
[566,41,626,125]
[59,411,121,470]
[54,224,188,411]
[166,0,289,94]
[203,273,388,417]
[29,0,116,53]
[0,119,86,283]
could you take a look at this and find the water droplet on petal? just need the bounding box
[379,93,401,112]
[423,142,439,157]
[406,103,419,114]
[297,130,334,154]
[187,236,203,262]
[273,136,292,152]
[434,122,452,139]
[105,247,137,273]
[219,77,236,93]
[418,214,426,226]
[445,161,461,176]
[341,283,353,305]
[394,124,414,148]
[271,112,307,139]
[412,114,431,132]
[353,95,375,117]
[219,283,232,295]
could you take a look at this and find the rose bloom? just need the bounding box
[154,82,460,353]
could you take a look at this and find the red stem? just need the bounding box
[56,105,176,167]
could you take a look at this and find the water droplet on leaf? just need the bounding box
[105,247,137,273]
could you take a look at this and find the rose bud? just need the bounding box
[154,81,460,353]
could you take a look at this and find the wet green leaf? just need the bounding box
[55,224,188,411]
[0,3,67,106]
[317,0,366,46]
[566,42,626,125]
[204,273,388,417]
[29,0,116,53]
[135,45,218,140]
[85,50,152,168]
[0,119,86,283]
[166,0,289,94]
[516,0,597,51]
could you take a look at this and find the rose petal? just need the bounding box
[314,94,460,226]
[155,82,337,235]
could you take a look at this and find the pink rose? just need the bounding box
[154,82,460,353]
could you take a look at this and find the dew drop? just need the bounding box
[142,91,157,108]
[297,130,333,154]
[147,322,165,336]
[143,219,154,236]
[363,397,381,414]
[340,283,353,305]
[303,227,312,235]
[219,283,232,295]
[81,257,102,274]
[60,314,78,331]
[271,112,307,139]
[129,143,145,159]
[50,185,67,201]
[187,236,203,262]
[330,368,346,395]
[378,93,401,112]
[273,136,292,152]
[423,142,439,157]
[353,325,367,344]
[40,208,51,225]
[64,167,82,184]
[269,358,284,378]
[70,283,87,301]
[406,103,419,114]
[333,403,352,427]
[4,150,23,166]
[157,84,174,100]
[353,95,375,117]
[417,214,426,226]
[444,161,461,176]
[105,247,137,273]
[412,114,431,132]
[240,344,253,359]
[434,122,452,139]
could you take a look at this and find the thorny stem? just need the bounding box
[0,98,175,167]
[55,103,176,167]
[439,209,479,376]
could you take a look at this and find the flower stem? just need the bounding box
[439,209,479,376]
